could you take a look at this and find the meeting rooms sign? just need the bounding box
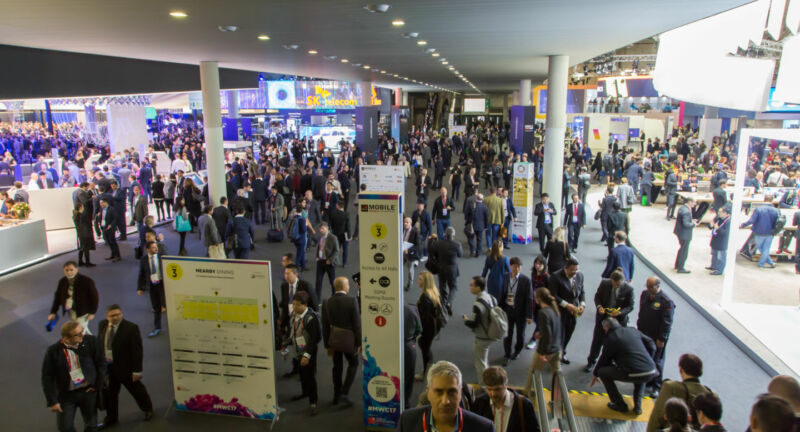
[358,194,403,429]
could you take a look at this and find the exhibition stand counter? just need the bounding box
[28,187,78,231]
[0,218,48,274]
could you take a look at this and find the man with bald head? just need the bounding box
[637,276,675,398]
[321,277,361,408]
[767,375,800,430]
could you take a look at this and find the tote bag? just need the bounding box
[175,214,192,233]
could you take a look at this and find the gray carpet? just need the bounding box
[0,179,771,431]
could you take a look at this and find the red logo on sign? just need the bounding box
[375,316,387,327]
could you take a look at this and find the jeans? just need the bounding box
[489,224,501,248]
[294,236,307,270]
[711,248,727,272]
[56,388,98,432]
[503,217,513,247]
[404,259,418,290]
[755,235,775,267]
[473,337,493,385]
[436,218,451,239]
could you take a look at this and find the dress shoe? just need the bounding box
[78,262,86,267]
[710,271,722,276]
[502,357,509,367]
[632,406,642,415]
[560,356,571,365]
[704,266,714,270]
[309,404,318,416]
[112,257,122,262]
[85,263,96,267]
[511,351,520,360]
[283,369,298,378]
[583,362,595,373]
[98,417,118,429]
[148,329,161,338]
[607,402,629,413]
[105,256,114,261]
[332,395,340,405]
[676,269,690,274]
[340,395,354,408]
[290,394,307,402]
[144,411,153,421]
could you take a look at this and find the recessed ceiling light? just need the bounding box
[401,32,419,38]
[169,11,188,18]
[417,40,427,46]
[380,70,386,73]
[283,44,299,50]
[341,59,349,63]
[257,35,270,40]
[403,77,409,80]
[363,65,370,69]
[438,58,446,62]
[308,50,318,54]
[371,68,379,72]
[425,48,436,53]
[442,61,448,65]
[217,25,238,32]
[393,74,399,77]
[432,53,440,57]
[324,55,337,60]
[392,19,405,26]
[363,4,391,13]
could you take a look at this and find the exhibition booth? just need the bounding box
[0,218,48,274]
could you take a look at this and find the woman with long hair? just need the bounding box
[662,398,693,432]
[182,178,202,230]
[523,287,562,396]
[173,197,190,256]
[415,271,442,380]
[543,226,569,275]
[72,202,96,267]
[481,240,510,302]
[526,254,550,349]
[164,173,176,219]
[152,174,166,221]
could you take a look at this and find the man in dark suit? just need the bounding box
[674,196,697,273]
[212,197,232,243]
[415,168,432,204]
[329,201,350,266]
[252,175,268,224]
[500,257,533,364]
[315,222,341,302]
[598,187,618,242]
[466,194,489,257]
[396,361,493,432]
[591,318,656,415]
[411,202,432,257]
[97,305,153,427]
[110,181,127,240]
[585,269,635,372]
[431,187,455,239]
[665,168,679,220]
[548,256,585,364]
[97,198,121,261]
[708,206,731,275]
[534,193,557,252]
[602,231,635,282]
[321,277,361,408]
[48,261,99,335]
[429,227,463,313]
[402,217,421,292]
[711,183,728,213]
[472,366,539,432]
[137,241,165,337]
[564,193,585,253]
[283,291,321,416]
[321,181,339,225]
[279,264,316,378]
[41,320,106,432]
[501,188,517,249]
[605,201,629,255]
[311,168,327,202]
[226,207,255,259]
[37,171,56,189]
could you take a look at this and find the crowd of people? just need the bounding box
[23,117,800,431]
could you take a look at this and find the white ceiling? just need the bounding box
[0,0,751,93]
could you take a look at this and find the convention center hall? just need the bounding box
[1,1,799,431]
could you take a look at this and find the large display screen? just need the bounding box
[464,98,487,113]
[267,81,297,109]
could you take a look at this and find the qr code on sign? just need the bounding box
[376,386,387,399]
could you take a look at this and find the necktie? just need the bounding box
[108,325,116,346]
[609,287,617,308]
[290,283,295,301]
[151,256,158,280]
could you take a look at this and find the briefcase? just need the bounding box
[328,325,356,354]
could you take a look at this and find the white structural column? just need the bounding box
[227,91,239,118]
[402,92,408,106]
[394,87,403,106]
[542,55,569,228]
[359,81,373,106]
[520,79,532,106]
[200,61,226,208]
[512,90,520,106]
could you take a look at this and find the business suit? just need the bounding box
[587,279,634,364]
[321,292,361,400]
[98,319,153,422]
[37,178,56,189]
[311,175,327,201]
[503,197,517,248]
[226,215,255,259]
[429,238,463,305]
[593,326,656,411]
[396,406,494,432]
[673,204,696,271]
[472,390,540,432]
[403,226,421,291]
[605,210,629,254]
[534,201,557,252]
[112,187,127,239]
[279,279,317,336]
[212,205,232,242]
[252,178,268,224]
[321,189,339,224]
[548,268,585,358]
[315,232,341,302]
[97,206,121,259]
[664,172,679,219]
[564,201,585,251]
[500,273,533,359]
[330,208,350,266]
[138,252,165,331]
[286,309,321,404]
[415,174,432,204]
[467,200,489,255]
[602,244,635,282]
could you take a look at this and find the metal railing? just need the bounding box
[524,366,578,432]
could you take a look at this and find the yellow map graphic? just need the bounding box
[178,295,259,324]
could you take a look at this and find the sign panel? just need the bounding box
[162,257,278,421]
[512,162,534,244]
[358,194,403,429]
[360,165,405,193]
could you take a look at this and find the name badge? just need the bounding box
[105,349,114,363]
[150,274,160,284]
[69,367,86,385]
[442,208,447,216]
[545,214,551,224]
[573,215,579,223]
[65,298,74,311]
[295,336,306,350]
[325,202,329,208]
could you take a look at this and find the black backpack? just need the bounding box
[433,301,448,333]
[681,382,713,430]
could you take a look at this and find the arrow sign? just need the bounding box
[370,278,377,285]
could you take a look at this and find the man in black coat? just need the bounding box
[534,193,557,252]
[136,242,165,337]
[212,197,232,243]
[311,168,327,201]
[321,277,361,408]
[97,305,153,427]
[48,261,99,334]
[283,291,321,416]
[429,227,463,313]
[252,175,268,224]
[396,361,493,432]
[709,206,731,275]
[41,320,106,432]
[591,318,656,415]
[605,201,629,254]
[547,256,585,364]
[585,271,634,372]
[564,193,585,253]
[330,201,350,266]
[402,217,421,292]
[279,264,317,342]
[500,257,533,364]
[638,277,675,396]
[110,181,127,240]
[415,168,432,204]
[466,194,489,257]
[673,196,697,273]
[321,181,339,225]
[598,187,617,242]
[97,198,121,261]
[472,366,539,432]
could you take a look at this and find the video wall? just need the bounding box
[221,81,388,111]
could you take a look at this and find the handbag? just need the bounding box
[594,209,602,220]
[328,325,356,354]
[175,214,191,232]
[226,233,238,250]
[208,243,226,259]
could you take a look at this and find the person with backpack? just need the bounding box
[647,354,713,432]
[472,366,539,432]
[463,276,507,385]
[289,203,312,271]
